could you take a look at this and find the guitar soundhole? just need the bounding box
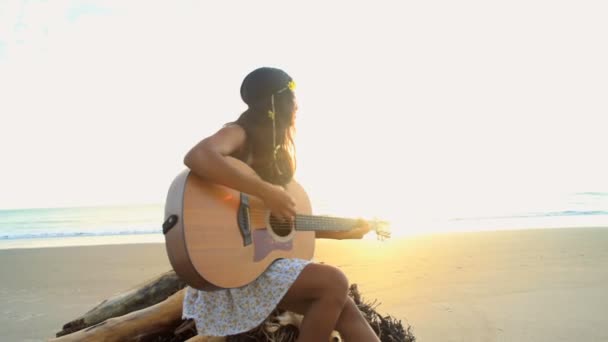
[269,215,294,237]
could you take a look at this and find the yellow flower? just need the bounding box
[287,80,296,91]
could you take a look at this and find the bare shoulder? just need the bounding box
[216,123,247,140]
[191,123,247,157]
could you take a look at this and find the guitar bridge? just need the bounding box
[237,193,253,246]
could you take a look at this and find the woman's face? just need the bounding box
[293,95,299,115]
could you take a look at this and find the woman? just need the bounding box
[181,67,379,341]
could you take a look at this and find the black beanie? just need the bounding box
[240,67,293,106]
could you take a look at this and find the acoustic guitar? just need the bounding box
[162,157,390,290]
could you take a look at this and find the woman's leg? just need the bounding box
[277,263,379,342]
[277,263,349,341]
[334,297,380,342]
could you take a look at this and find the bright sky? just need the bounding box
[1,1,607,228]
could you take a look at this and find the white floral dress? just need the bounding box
[182,258,311,336]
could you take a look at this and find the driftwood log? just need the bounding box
[51,270,415,342]
[49,288,187,342]
[56,270,187,337]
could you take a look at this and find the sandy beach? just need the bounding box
[1,227,608,341]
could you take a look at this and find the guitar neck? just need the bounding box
[294,214,360,232]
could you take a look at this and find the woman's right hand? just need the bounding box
[260,184,297,222]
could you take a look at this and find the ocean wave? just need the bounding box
[574,192,608,197]
[0,229,162,240]
[542,210,608,217]
[454,210,608,221]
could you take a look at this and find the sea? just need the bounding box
[0,203,166,249]
[1,192,607,249]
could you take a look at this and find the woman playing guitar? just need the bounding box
[180,67,379,341]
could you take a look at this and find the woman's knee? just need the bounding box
[316,264,349,304]
[278,263,350,313]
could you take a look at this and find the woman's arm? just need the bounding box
[184,125,270,198]
[184,125,296,221]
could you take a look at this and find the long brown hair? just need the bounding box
[231,67,297,186]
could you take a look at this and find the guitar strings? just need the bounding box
[230,207,387,234]
[242,209,358,224]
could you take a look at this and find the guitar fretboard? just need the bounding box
[294,215,360,232]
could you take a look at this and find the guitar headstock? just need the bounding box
[368,218,391,241]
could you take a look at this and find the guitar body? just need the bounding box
[164,157,315,290]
